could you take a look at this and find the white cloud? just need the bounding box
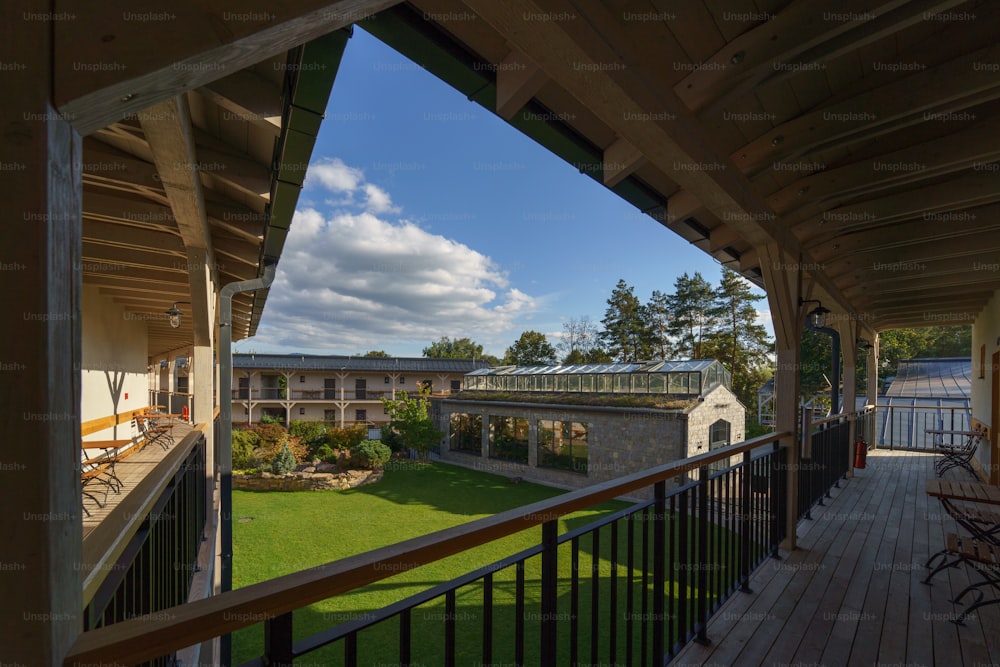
[307,158,364,193]
[251,204,538,352]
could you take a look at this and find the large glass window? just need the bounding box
[537,420,588,474]
[709,419,731,472]
[489,416,529,463]
[450,413,482,455]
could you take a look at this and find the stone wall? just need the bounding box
[438,400,688,497]
[233,468,382,491]
[683,384,747,455]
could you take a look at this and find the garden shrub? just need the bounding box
[350,439,392,470]
[251,423,309,465]
[289,420,327,454]
[232,429,259,470]
[314,444,336,464]
[327,425,368,450]
[271,442,297,474]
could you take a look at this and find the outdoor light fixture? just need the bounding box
[166,301,191,328]
[799,298,830,328]
[856,339,873,353]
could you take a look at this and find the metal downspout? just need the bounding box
[218,260,276,664]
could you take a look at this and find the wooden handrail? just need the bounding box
[81,407,153,437]
[873,403,971,410]
[810,407,874,428]
[64,431,789,665]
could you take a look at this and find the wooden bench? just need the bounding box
[80,440,129,515]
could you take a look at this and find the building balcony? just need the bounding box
[231,388,446,401]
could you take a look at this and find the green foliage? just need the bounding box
[289,420,327,453]
[270,442,297,474]
[422,336,484,359]
[667,272,719,359]
[600,279,655,362]
[381,389,444,460]
[232,429,260,470]
[314,445,336,464]
[503,330,557,366]
[326,425,368,450]
[557,316,606,363]
[259,413,282,424]
[363,350,391,357]
[350,439,392,470]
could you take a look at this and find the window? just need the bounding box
[323,409,337,423]
[324,378,336,400]
[299,407,306,415]
[176,376,189,394]
[538,420,588,474]
[449,413,482,455]
[300,375,306,383]
[355,409,367,422]
[399,376,405,384]
[385,376,391,384]
[709,419,731,472]
[355,378,366,400]
[451,380,462,392]
[489,416,529,463]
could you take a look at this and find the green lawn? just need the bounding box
[232,461,747,665]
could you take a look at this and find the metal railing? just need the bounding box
[81,430,207,666]
[66,430,806,666]
[873,401,972,451]
[149,390,193,421]
[797,409,860,522]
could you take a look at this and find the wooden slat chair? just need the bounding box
[923,533,1000,625]
[80,445,123,516]
[935,430,984,478]
[135,415,173,450]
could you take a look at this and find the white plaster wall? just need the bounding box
[971,287,1000,474]
[81,285,148,441]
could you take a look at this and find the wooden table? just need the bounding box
[82,439,131,450]
[927,479,1000,505]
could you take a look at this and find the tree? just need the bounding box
[667,272,718,358]
[557,316,603,363]
[646,289,673,360]
[422,336,484,359]
[380,388,444,461]
[600,279,655,362]
[702,268,773,408]
[363,350,391,357]
[503,330,558,366]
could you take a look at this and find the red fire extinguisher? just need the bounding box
[854,437,868,469]
[182,405,190,422]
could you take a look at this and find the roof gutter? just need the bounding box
[218,259,276,663]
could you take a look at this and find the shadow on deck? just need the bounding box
[672,449,1000,667]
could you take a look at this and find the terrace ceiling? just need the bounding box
[80,36,346,357]
[361,0,1000,332]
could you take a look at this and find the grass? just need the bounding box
[232,460,752,665]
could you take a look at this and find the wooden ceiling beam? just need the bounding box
[82,242,187,271]
[83,189,177,228]
[603,137,646,188]
[683,0,967,116]
[733,42,1000,174]
[496,49,548,120]
[197,68,283,133]
[82,137,163,192]
[82,219,185,254]
[459,0,859,321]
[54,0,398,134]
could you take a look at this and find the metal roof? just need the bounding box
[233,353,490,373]
[466,360,723,377]
[885,358,972,399]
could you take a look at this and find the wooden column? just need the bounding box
[1,4,82,663]
[867,335,880,447]
[837,321,859,478]
[759,243,805,551]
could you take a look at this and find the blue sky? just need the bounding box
[239,28,765,359]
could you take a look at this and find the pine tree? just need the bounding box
[646,289,673,360]
[667,272,718,358]
[599,279,655,362]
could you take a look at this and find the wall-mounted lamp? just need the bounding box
[856,339,873,353]
[799,298,830,329]
[165,301,191,329]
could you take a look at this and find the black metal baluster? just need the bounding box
[445,589,456,667]
[263,612,294,667]
[591,528,600,666]
[345,631,357,667]
[610,520,618,665]
[540,520,558,667]
[667,494,676,653]
[483,572,493,666]
[399,609,411,667]
[571,536,579,667]
[696,466,711,646]
[677,488,688,643]
[640,506,649,667]
[515,561,525,667]
[625,511,634,667]
[652,481,666,663]
[741,452,753,593]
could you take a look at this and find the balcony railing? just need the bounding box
[873,401,971,451]
[64,411,859,666]
[231,389,406,401]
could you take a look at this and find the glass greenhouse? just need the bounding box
[463,360,732,397]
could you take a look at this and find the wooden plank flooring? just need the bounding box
[81,421,192,538]
[672,449,1000,667]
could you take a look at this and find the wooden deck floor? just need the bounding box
[672,448,1000,667]
[82,421,193,539]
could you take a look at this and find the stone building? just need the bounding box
[437,361,746,494]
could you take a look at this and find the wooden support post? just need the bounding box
[1,4,83,663]
[837,321,859,478]
[759,243,805,551]
[868,334,881,446]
